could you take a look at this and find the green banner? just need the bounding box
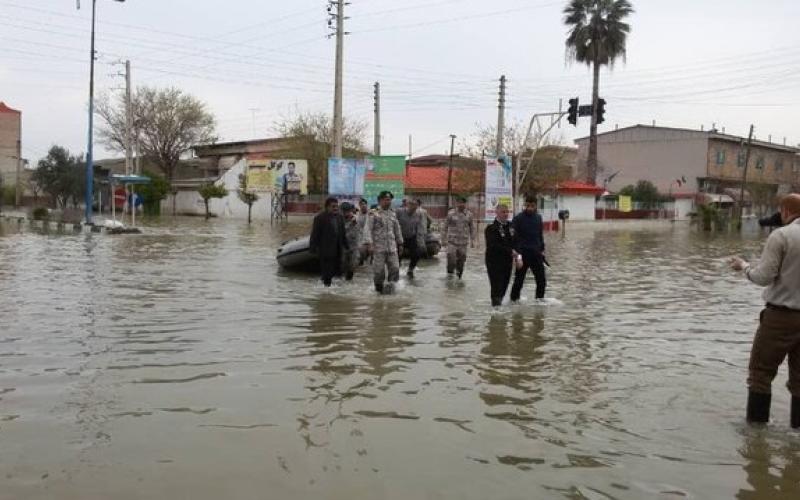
[364,155,405,206]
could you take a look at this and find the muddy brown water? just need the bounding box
[1,217,798,499]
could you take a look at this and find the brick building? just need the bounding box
[0,102,22,193]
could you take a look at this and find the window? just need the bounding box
[737,152,746,168]
[715,149,726,165]
[756,157,765,170]
[776,159,784,172]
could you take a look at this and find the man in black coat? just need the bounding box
[310,197,347,287]
[510,195,546,301]
[485,203,518,307]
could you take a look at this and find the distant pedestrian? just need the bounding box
[340,202,361,281]
[443,196,475,279]
[485,203,518,307]
[396,198,427,278]
[309,197,347,287]
[510,195,546,301]
[417,199,433,232]
[357,198,370,265]
[361,191,403,293]
[730,193,800,427]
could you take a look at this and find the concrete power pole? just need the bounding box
[737,124,755,230]
[15,139,21,208]
[125,60,133,177]
[446,134,456,213]
[330,0,346,158]
[496,75,506,156]
[373,81,381,156]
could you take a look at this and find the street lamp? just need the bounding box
[83,0,126,225]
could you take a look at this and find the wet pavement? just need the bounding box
[0,217,798,499]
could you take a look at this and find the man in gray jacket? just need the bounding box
[396,198,427,278]
[731,193,800,427]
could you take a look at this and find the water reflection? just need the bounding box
[738,430,800,499]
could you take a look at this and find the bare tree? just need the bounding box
[272,110,367,194]
[96,86,218,213]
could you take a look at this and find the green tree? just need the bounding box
[564,0,634,184]
[198,183,227,219]
[237,173,259,224]
[619,180,662,208]
[137,170,171,216]
[273,110,367,194]
[31,145,85,209]
[96,86,218,214]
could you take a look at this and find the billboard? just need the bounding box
[484,156,513,221]
[246,159,308,195]
[365,155,405,206]
[328,158,367,195]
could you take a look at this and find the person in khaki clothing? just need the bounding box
[361,191,403,294]
[731,194,800,427]
[442,196,475,279]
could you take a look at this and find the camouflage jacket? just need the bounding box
[443,208,475,247]
[361,207,403,253]
[343,217,361,254]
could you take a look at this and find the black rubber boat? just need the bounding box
[276,232,442,270]
[276,236,317,270]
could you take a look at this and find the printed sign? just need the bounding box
[328,158,367,195]
[246,159,308,195]
[364,155,405,207]
[484,156,513,221]
[619,195,632,212]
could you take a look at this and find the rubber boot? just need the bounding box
[746,391,771,424]
[792,397,800,429]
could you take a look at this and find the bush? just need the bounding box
[138,170,171,216]
[32,207,49,220]
[1,185,15,205]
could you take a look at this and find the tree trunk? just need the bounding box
[204,199,209,220]
[587,59,601,185]
[172,191,177,216]
[247,203,252,224]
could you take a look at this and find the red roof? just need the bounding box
[0,102,20,114]
[405,166,482,193]
[557,180,604,195]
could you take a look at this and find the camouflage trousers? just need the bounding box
[446,245,468,276]
[372,251,400,286]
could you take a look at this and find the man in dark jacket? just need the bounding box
[485,203,518,307]
[510,195,546,301]
[310,197,347,287]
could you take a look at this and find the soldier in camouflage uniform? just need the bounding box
[443,196,476,279]
[340,202,361,281]
[361,191,404,293]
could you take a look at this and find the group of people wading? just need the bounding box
[310,190,548,305]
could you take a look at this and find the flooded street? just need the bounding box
[1,217,798,499]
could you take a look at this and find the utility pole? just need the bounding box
[125,60,133,177]
[329,0,346,158]
[446,134,456,213]
[373,81,381,156]
[496,75,506,157]
[248,108,259,139]
[84,0,98,224]
[15,139,21,208]
[408,134,412,159]
[737,124,755,230]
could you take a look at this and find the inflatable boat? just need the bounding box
[276,232,442,270]
[276,236,317,270]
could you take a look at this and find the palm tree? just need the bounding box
[564,0,634,184]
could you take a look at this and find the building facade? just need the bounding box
[0,102,22,192]
[574,125,799,210]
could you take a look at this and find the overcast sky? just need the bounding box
[2,0,799,165]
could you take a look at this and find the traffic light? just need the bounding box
[567,98,579,126]
[596,98,606,125]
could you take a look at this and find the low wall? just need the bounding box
[595,209,675,220]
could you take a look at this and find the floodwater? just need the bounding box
[0,217,798,499]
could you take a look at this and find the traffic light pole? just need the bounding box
[514,111,568,211]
